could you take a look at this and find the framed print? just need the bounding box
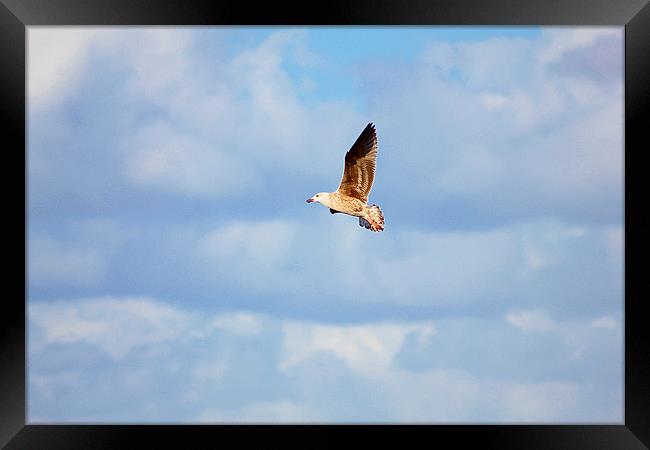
[2,0,649,448]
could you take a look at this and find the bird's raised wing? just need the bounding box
[336,123,378,203]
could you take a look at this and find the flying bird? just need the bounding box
[306,123,384,232]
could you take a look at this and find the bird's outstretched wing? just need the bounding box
[336,123,378,203]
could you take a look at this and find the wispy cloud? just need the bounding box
[280,321,435,374]
[506,309,555,332]
[30,297,192,359]
[28,28,99,110]
[590,316,618,330]
[124,120,259,197]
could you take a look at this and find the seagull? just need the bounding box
[306,123,384,232]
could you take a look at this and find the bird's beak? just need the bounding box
[306,197,315,203]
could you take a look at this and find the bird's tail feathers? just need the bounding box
[359,204,384,232]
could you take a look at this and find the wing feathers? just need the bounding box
[336,123,378,202]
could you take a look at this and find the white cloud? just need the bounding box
[192,351,231,382]
[229,30,308,145]
[506,309,555,332]
[482,93,511,110]
[215,29,364,179]
[30,297,192,359]
[505,309,622,361]
[200,220,296,270]
[109,29,195,96]
[212,312,264,336]
[590,316,618,330]
[30,299,273,361]
[538,28,621,66]
[124,120,258,197]
[454,37,533,89]
[421,41,454,73]
[280,320,435,374]
[28,28,99,110]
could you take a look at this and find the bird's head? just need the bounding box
[306,192,330,205]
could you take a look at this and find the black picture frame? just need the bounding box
[2,0,648,448]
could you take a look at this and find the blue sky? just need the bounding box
[27,26,623,423]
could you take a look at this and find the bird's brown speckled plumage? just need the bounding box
[328,192,366,216]
[337,123,378,203]
[306,123,385,232]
